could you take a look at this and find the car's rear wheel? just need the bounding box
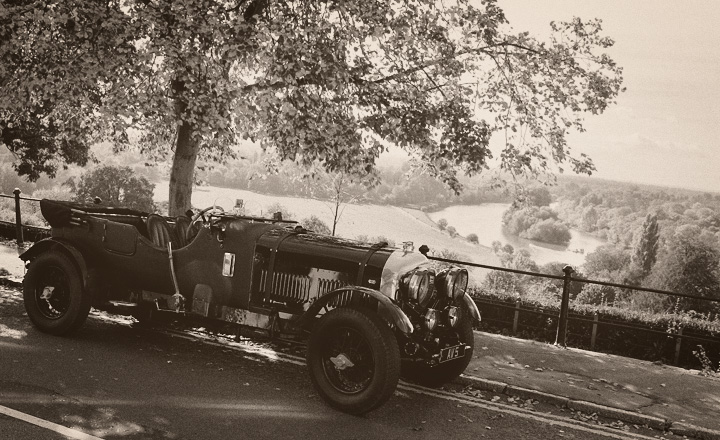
[307,307,400,415]
[23,251,91,335]
[402,304,475,387]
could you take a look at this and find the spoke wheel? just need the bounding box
[307,307,400,415]
[322,325,375,394]
[34,265,71,319]
[23,250,91,335]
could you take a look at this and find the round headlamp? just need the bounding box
[444,267,469,300]
[447,306,459,327]
[424,309,438,331]
[408,269,434,307]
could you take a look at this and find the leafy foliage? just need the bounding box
[301,215,331,235]
[646,225,720,313]
[69,166,155,212]
[355,234,395,248]
[631,213,659,279]
[502,205,571,245]
[1,0,624,215]
[483,242,540,297]
[551,177,720,314]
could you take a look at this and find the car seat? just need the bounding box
[174,215,192,247]
[146,214,176,249]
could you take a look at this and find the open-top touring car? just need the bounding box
[20,199,481,414]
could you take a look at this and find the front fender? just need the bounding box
[461,292,482,325]
[20,238,93,291]
[299,286,413,335]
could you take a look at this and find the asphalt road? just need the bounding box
[0,285,669,440]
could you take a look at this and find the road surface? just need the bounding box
[0,285,674,440]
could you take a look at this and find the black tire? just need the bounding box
[402,305,475,387]
[23,251,91,335]
[307,307,401,415]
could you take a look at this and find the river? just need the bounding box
[155,184,601,267]
[427,203,605,267]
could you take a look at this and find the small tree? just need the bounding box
[437,218,448,231]
[301,215,331,235]
[326,173,354,236]
[631,213,660,279]
[467,233,479,244]
[71,165,154,212]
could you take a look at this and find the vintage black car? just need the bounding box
[20,199,481,414]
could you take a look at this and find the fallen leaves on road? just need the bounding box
[569,409,633,431]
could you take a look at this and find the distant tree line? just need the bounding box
[552,178,720,315]
[195,156,512,210]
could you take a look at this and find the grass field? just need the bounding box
[0,185,501,283]
[155,184,500,278]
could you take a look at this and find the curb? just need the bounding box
[670,423,720,440]
[454,374,720,440]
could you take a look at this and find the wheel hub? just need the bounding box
[329,353,355,370]
[40,286,55,300]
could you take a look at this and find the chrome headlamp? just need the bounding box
[439,267,469,300]
[407,268,435,307]
[424,309,438,331]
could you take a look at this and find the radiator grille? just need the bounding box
[259,270,347,304]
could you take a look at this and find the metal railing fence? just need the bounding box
[428,254,720,361]
[0,189,44,245]
[2,190,720,364]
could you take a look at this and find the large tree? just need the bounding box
[646,225,720,313]
[0,0,624,216]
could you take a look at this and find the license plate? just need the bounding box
[439,345,465,363]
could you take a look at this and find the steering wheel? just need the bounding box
[190,205,225,228]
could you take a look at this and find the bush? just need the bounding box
[522,218,572,244]
[470,284,720,368]
[71,165,155,212]
[436,218,448,230]
[264,202,294,220]
[467,233,479,244]
[502,205,571,245]
[355,235,396,247]
[301,215,331,234]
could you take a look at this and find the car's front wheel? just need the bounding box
[23,250,91,335]
[307,307,400,415]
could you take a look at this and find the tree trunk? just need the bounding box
[168,121,198,216]
[168,79,199,217]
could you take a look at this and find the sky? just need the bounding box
[498,0,720,191]
[383,1,720,192]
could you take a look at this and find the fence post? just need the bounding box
[555,265,574,347]
[674,327,683,366]
[591,312,599,350]
[13,188,24,246]
[513,300,520,334]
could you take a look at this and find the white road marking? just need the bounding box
[0,404,104,440]
[162,328,662,440]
